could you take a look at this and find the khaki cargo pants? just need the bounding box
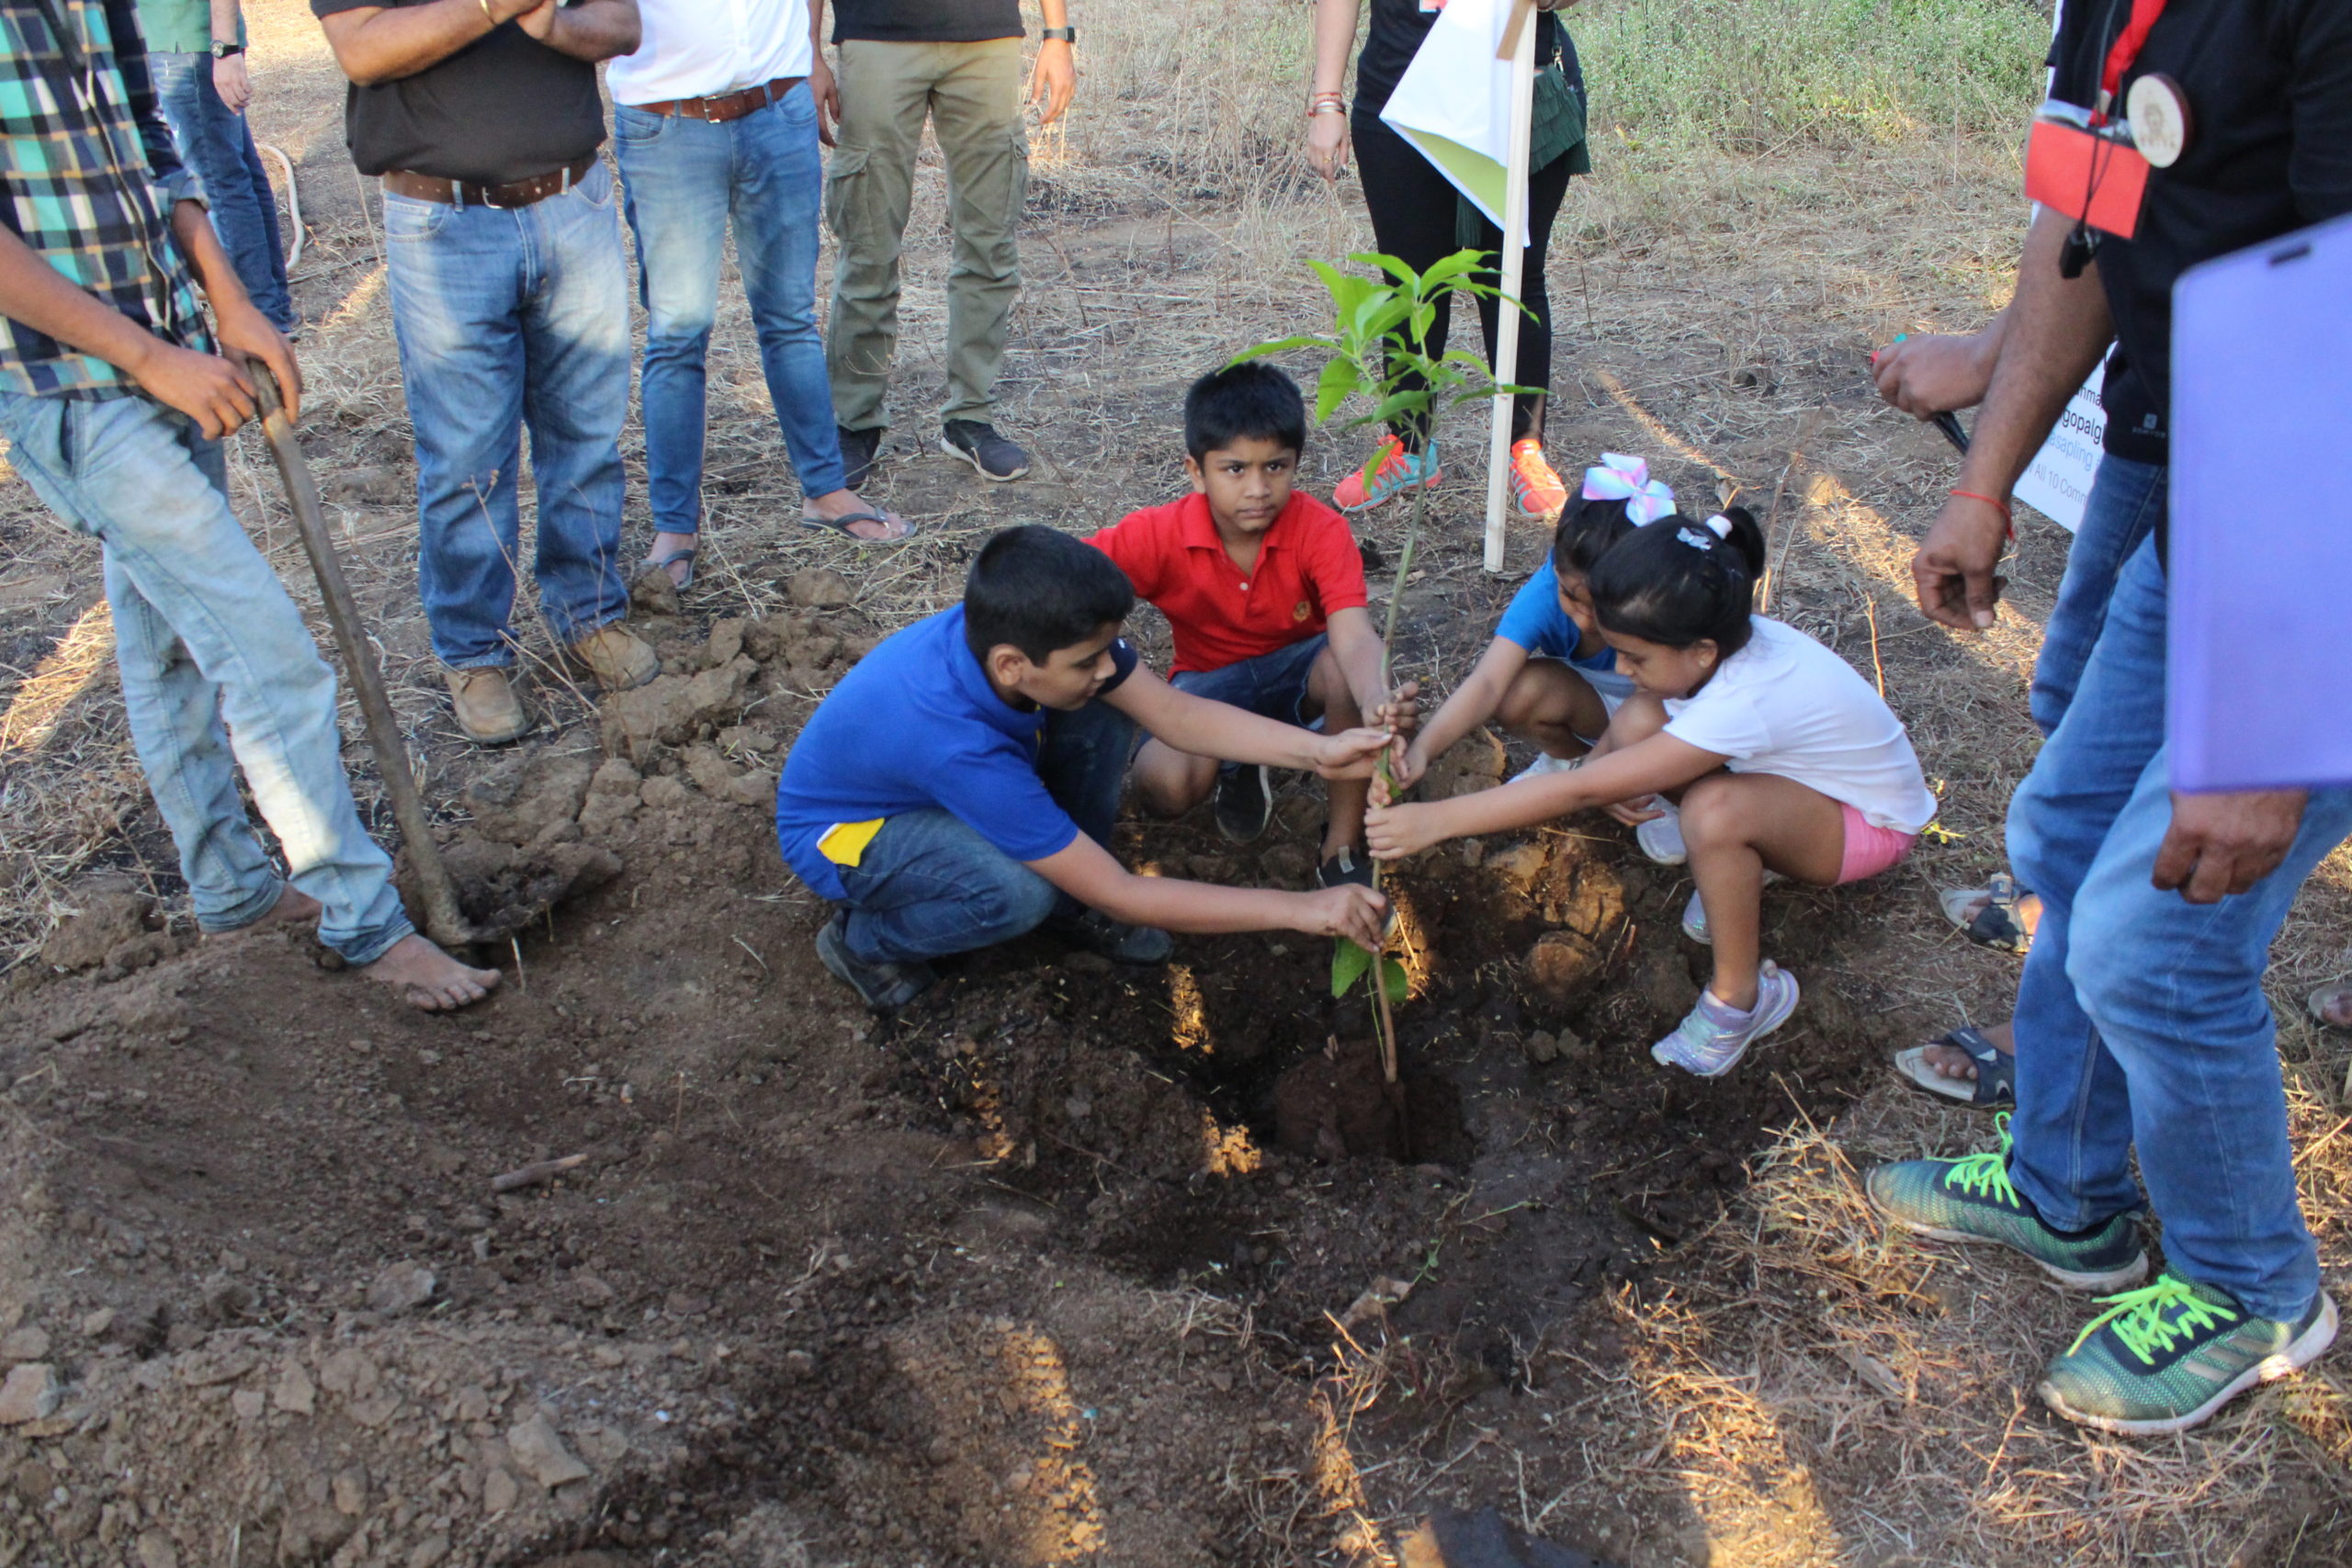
[824,38,1028,431]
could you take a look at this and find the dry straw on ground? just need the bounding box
[2,0,2348,1561]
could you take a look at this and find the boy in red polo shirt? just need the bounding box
[1090,364,1415,888]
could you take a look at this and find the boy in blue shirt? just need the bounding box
[776,525,1394,1010]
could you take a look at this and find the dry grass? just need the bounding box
[3,0,2348,1561]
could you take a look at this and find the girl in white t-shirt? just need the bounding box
[1367,507,1936,1077]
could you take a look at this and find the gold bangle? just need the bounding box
[480,0,495,22]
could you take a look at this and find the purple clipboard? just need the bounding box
[2168,210,2352,793]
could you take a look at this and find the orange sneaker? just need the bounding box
[1333,435,1441,513]
[1510,438,1568,522]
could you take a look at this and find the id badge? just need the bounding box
[2025,118,2149,241]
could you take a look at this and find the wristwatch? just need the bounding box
[1040,26,1075,42]
[210,40,244,58]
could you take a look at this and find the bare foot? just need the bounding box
[803,487,913,541]
[1922,1020,2014,1080]
[208,884,321,938]
[361,933,501,1012]
[1952,888,2044,940]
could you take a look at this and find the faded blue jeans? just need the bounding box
[0,389,412,963]
[149,51,295,333]
[382,160,631,669]
[616,83,845,535]
[2006,524,2352,1321]
[2028,453,2162,738]
[835,699,1136,963]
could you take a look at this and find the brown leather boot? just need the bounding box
[443,666,530,745]
[566,623,660,693]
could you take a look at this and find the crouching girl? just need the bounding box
[1366,509,1935,1077]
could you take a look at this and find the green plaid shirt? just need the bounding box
[0,0,209,399]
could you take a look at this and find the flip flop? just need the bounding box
[1893,1026,2015,1109]
[639,548,695,590]
[801,508,916,542]
[2309,985,2352,1030]
[1939,873,2035,954]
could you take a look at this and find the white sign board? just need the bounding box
[2012,367,2107,534]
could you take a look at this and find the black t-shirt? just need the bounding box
[311,0,606,186]
[831,0,1022,45]
[1353,0,1571,114]
[2049,0,2352,464]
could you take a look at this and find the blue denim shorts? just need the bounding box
[1169,634,1329,727]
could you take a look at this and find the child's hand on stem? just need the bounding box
[1312,727,1393,780]
[1373,680,1420,739]
[1365,800,1442,861]
[1390,739,1430,793]
[1604,794,1666,827]
[1299,884,1388,949]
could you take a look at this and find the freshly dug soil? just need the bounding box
[0,615,1880,1566]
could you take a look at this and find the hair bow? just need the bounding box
[1677,514,1735,551]
[1580,453,1677,525]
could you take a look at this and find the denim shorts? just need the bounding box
[1169,634,1329,727]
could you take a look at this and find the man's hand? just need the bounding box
[130,342,258,438]
[1295,884,1387,949]
[810,54,839,146]
[1312,727,1394,780]
[217,302,300,421]
[1910,493,2009,629]
[1371,679,1419,739]
[514,0,558,40]
[2154,789,2309,904]
[1871,331,1994,419]
[1027,38,1074,126]
[211,52,253,113]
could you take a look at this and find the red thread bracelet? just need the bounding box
[1949,488,2015,537]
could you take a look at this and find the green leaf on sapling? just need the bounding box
[1332,937,1374,998]
[1380,957,1410,1007]
[1231,334,1336,365]
[1315,356,1365,423]
[1419,249,1489,288]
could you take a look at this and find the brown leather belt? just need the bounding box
[630,75,805,123]
[381,152,598,210]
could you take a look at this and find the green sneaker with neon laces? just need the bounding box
[1864,1114,2148,1292]
[2039,1273,2338,1435]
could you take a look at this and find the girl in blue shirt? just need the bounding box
[1396,454,1671,792]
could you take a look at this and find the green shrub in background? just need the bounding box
[1576,0,2049,150]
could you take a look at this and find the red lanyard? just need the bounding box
[2098,0,2170,117]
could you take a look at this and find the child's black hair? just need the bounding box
[1589,507,1768,656]
[1549,494,1644,581]
[1185,362,1307,461]
[964,525,1136,663]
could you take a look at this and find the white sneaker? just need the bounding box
[1510,751,1581,785]
[1636,805,1686,864]
[1651,962,1800,1077]
[1682,874,1783,945]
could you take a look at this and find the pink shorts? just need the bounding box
[1837,804,1917,885]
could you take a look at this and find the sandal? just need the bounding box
[639,547,695,591]
[801,508,916,543]
[1893,1026,2015,1109]
[2308,985,2352,1030]
[1939,873,2035,954]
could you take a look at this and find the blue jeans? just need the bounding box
[2006,523,2352,1321]
[382,161,631,669]
[616,85,845,535]
[0,390,412,963]
[835,699,1136,963]
[149,52,295,333]
[2029,454,2162,738]
[1170,634,1328,782]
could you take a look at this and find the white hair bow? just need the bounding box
[1580,452,1677,525]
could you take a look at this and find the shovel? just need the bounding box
[246,361,478,951]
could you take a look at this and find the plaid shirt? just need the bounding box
[0,0,208,399]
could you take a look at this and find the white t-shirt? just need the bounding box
[1662,617,1938,834]
[607,0,813,107]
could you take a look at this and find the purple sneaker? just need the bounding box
[1652,962,1800,1077]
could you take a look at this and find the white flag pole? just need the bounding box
[1483,0,1540,573]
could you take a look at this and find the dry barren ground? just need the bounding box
[2,3,2350,1565]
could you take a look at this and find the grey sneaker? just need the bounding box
[1651,962,1799,1077]
[1864,1114,2149,1292]
[816,913,935,1012]
[1050,909,1172,964]
[838,424,884,492]
[941,419,1032,481]
[1214,763,1272,843]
